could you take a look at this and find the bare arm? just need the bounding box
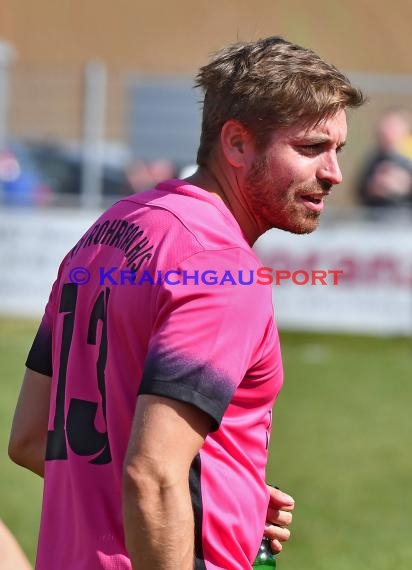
[0,519,32,570]
[123,394,212,570]
[8,368,51,478]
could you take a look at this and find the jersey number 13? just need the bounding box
[46,283,112,465]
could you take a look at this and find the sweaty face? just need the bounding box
[244,110,348,234]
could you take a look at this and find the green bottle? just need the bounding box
[252,537,276,568]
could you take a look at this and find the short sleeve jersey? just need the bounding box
[28,180,283,570]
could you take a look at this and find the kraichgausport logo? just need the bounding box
[68,266,343,286]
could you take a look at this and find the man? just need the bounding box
[9,36,364,569]
[358,108,412,209]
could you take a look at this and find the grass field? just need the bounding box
[1,318,411,568]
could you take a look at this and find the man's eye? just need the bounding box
[300,144,322,154]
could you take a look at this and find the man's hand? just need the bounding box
[264,485,295,554]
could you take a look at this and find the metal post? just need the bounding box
[0,41,15,201]
[81,60,107,209]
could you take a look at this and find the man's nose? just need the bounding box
[318,152,343,186]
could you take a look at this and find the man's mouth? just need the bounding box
[300,193,328,212]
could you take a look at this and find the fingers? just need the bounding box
[263,524,291,554]
[267,485,295,510]
[267,538,283,554]
[266,506,293,527]
[264,523,291,542]
[264,485,295,554]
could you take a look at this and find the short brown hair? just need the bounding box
[195,36,365,167]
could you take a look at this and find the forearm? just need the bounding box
[122,395,211,569]
[123,471,194,570]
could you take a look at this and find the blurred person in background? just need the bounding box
[9,36,364,570]
[357,108,412,210]
[0,143,52,207]
[0,519,32,570]
[127,158,176,193]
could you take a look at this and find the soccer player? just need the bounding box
[9,36,364,569]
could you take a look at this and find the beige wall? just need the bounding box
[1,0,412,206]
[1,0,412,73]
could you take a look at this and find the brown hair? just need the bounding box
[195,36,365,167]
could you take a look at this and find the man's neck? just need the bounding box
[183,166,262,246]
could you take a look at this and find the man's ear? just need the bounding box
[220,120,255,168]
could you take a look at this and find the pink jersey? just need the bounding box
[27,179,283,569]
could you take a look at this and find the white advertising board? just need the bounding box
[0,210,411,335]
[255,222,412,335]
[0,209,97,316]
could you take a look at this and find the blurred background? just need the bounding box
[1,1,411,568]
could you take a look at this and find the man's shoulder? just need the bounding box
[114,180,250,253]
